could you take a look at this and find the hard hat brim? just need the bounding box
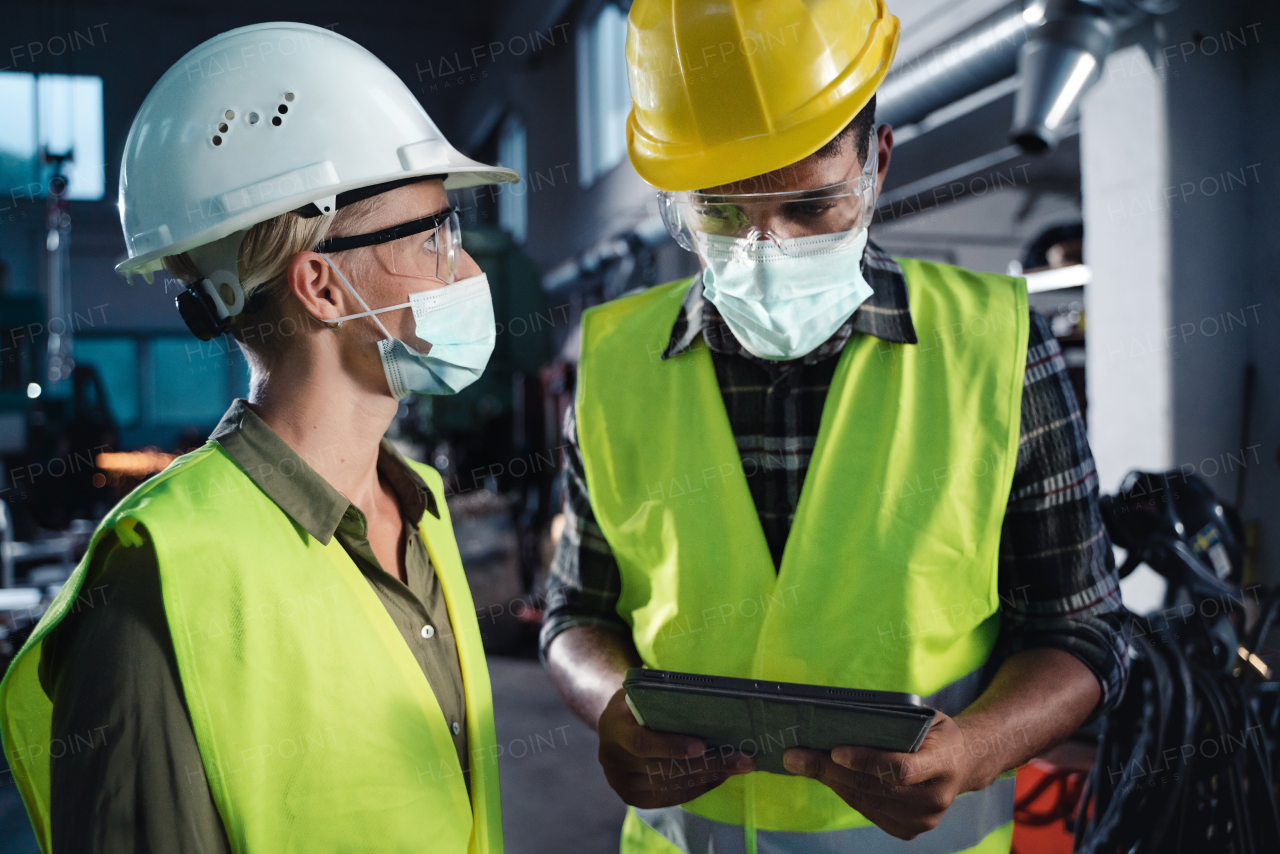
[115,161,518,277]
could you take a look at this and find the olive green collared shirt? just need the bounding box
[37,400,469,854]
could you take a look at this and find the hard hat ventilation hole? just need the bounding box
[218,122,229,133]
[248,112,260,125]
[278,104,288,114]
[212,135,223,146]
[271,116,283,126]
[284,92,295,102]
[224,110,235,120]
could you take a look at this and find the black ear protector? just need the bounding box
[176,283,230,341]
[176,271,247,341]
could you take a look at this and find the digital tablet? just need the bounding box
[623,668,936,775]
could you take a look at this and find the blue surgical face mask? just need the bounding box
[696,228,873,360]
[321,254,496,399]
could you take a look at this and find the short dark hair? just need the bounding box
[813,94,876,164]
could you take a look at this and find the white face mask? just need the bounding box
[321,254,496,399]
[697,227,873,360]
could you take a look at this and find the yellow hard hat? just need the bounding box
[626,0,900,192]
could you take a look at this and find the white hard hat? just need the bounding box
[116,21,518,286]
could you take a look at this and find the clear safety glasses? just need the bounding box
[315,206,462,284]
[658,129,879,258]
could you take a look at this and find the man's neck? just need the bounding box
[247,344,398,512]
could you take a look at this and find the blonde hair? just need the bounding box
[163,199,380,366]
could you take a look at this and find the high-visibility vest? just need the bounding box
[575,260,1028,854]
[0,444,503,854]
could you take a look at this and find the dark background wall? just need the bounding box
[0,1,525,318]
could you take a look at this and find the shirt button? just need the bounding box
[421,624,435,639]
[452,721,461,735]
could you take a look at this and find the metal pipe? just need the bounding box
[1,501,13,589]
[876,1,1046,130]
[876,0,1178,153]
[1010,0,1116,151]
[42,159,75,383]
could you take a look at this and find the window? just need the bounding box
[149,337,248,426]
[576,2,631,187]
[0,72,105,200]
[498,113,528,243]
[75,338,140,426]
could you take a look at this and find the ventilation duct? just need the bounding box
[1011,1,1116,151]
[876,1,1046,130]
[877,0,1179,153]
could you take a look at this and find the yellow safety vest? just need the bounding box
[576,260,1028,854]
[0,444,503,854]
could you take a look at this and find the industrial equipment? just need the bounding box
[1072,471,1280,852]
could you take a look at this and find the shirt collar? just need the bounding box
[662,237,919,363]
[209,399,439,545]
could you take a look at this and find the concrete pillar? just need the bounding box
[1238,0,1280,585]
[1082,0,1278,585]
[1162,0,1266,576]
[1080,43,1173,490]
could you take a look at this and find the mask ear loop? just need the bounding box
[319,253,402,339]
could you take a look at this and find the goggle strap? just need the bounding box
[314,208,457,253]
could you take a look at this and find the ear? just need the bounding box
[875,124,894,197]
[287,251,349,326]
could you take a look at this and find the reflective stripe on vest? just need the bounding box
[577,263,1028,842]
[634,775,1016,854]
[924,667,986,718]
[0,444,503,854]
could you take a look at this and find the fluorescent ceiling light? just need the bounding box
[1025,263,1091,293]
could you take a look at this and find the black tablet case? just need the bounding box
[623,672,936,775]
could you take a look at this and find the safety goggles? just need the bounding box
[658,129,879,259]
[314,206,461,284]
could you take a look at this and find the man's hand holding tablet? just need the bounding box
[597,687,756,808]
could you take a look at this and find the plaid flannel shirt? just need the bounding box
[542,240,1128,716]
